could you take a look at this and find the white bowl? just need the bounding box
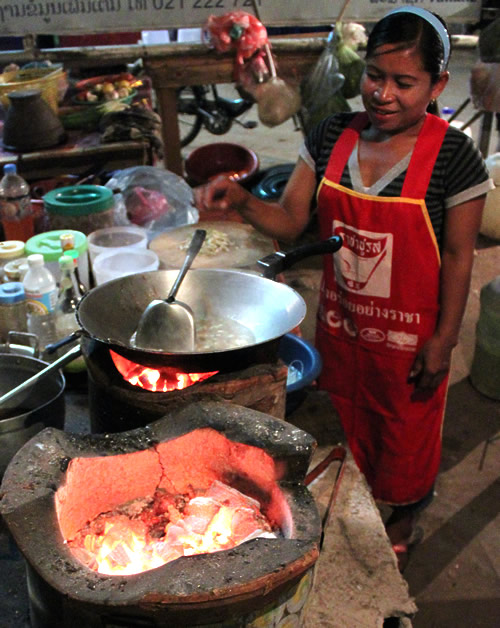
[92,248,159,285]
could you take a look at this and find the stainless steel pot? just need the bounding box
[0,354,65,477]
[52,237,342,370]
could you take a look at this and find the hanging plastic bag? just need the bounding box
[300,23,365,133]
[204,11,268,82]
[251,45,301,128]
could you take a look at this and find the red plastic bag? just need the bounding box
[204,11,268,79]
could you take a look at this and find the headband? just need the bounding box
[386,7,451,69]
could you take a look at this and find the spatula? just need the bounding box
[132,229,206,352]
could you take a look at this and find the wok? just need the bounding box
[59,237,342,371]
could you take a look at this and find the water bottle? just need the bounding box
[23,253,57,353]
[0,164,34,241]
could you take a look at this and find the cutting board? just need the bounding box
[149,221,276,270]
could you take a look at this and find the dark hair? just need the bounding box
[365,12,450,84]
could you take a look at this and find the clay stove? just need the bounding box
[1,401,321,628]
[82,337,289,433]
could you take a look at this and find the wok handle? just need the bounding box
[257,236,343,279]
[45,330,83,355]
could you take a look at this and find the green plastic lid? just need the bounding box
[43,185,114,216]
[25,229,88,261]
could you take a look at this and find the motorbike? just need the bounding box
[176,84,257,147]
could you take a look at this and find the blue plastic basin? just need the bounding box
[279,333,322,393]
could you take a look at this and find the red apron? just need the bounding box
[316,112,449,505]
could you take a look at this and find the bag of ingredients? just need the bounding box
[105,166,199,237]
[301,23,366,133]
[250,45,301,128]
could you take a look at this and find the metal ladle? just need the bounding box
[132,229,206,352]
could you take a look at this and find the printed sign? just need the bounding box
[0,0,482,36]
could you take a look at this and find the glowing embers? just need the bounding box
[69,481,278,576]
[110,349,218,391]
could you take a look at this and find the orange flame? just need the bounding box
[110,350,218,392]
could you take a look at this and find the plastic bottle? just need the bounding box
[55,255,82,340]
[23,253,57,352]
[0,164,35,241]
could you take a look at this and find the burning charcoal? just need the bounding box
[206,480,261,511]
[117,496,152,518]
[230,507,272,545]
[184,496,220,522]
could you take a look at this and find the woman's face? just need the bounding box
[361,44,448,135]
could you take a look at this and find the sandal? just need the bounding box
[392,525,424,573]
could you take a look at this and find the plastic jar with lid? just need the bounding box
[0,281,27,342]
[4,256,29,283]
[25,229,89,288]
[0,240,25,281]
[43,185,115,235]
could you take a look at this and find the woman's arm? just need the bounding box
[409,195,486,389]
[194,158,317,242]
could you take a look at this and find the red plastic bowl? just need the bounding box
[184,142,259,186]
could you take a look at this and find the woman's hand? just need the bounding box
[193,176,251,216]
[408,334,454,390]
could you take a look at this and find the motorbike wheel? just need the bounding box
[176,86,205,147]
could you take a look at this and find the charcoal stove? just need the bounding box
[82,336,289,433]
[0,401,321,628]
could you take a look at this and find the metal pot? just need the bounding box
[53,237,342,371]
[0,353,65,477]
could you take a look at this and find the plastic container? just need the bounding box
[0,282,27,342]
[43,185,115,235]
[470,275,500,400]
[93,248,159,285]
[87,225,148,266]
[25,230,89,289]
[0,164,35,241]
[0,240,25,281]
[23,253,57,351]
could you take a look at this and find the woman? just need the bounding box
[195,7,494,570]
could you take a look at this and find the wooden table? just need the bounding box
[143,38,325,176]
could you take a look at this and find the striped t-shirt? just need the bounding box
[300,112,493,248]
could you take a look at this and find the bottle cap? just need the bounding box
[60,232,75,251]
[58,255,74,270]
[0,281,25,304]
[27,253,44,267]
[3,164,17,175]
[0,240,25,260]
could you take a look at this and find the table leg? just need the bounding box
[155,86,183,176]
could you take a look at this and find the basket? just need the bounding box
[0,65,67,113]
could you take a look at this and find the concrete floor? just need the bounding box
[182,45,500,627]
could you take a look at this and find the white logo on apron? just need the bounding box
[333,221,393,297]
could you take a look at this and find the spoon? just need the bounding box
[132,229,206,352]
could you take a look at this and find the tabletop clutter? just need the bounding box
[0,161,201,364]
